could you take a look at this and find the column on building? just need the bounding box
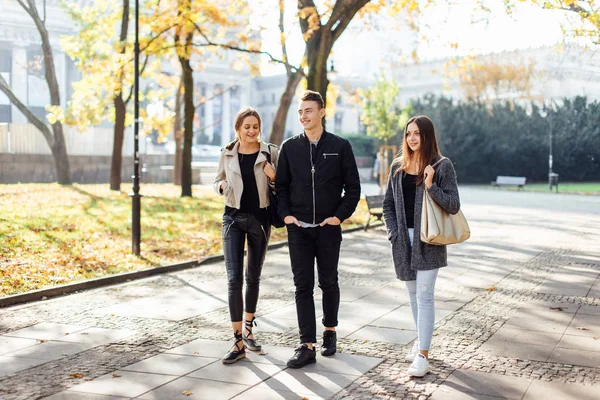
[239,82,249,109]
[204,82,214,143]
[54,50,67,110]
[221,86,231,147]
[10,45,28,124]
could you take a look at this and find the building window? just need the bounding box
[0,48,11,73]
[0,104,10,123]
[334,112,343,133]
[27,47,49,107]
[27,48,44,76]
[30,106,47,122]
[212,84,223,145]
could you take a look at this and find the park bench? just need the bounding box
[365,194,385,230]
[491,175,526,189]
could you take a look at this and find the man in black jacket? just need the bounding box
[275,90,361,368]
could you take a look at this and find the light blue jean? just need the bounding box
[405,228,439,351]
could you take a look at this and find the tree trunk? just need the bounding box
[269,70,303,145]
[305,28,332,129]
[110,95,126,190]
[109,0,130,191]
[50,123,71,185]
[173,75,184,185]
[180,57,194,197]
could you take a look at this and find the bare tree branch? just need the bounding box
[188,18,303,73]
[0,74,54,146]
[331,0,370,43]
[279,0,293,76]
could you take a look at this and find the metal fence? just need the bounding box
[0,123,135,156]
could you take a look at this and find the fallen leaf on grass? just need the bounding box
[576,327,589,331]
[182,390,193,396]
[485,286,496,291]
[112,373,121,378]
[69,373,84,378]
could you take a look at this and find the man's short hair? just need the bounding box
[300,90,325,109]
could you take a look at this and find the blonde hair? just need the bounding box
[234,107,262,143]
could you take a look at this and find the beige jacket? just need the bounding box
[213,141,278,209]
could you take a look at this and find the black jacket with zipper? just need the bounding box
[275,130,361,225]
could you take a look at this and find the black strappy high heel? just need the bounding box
[243,317,262,351]
[222,330,246,364]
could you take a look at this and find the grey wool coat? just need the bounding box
[382,156,461,281]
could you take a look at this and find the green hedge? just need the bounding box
[340,133,378,158]
[394,95,600,183]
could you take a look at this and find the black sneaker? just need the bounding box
[321,330,337,357]
[287,344,316,369]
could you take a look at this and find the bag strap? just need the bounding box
[265,143,273,164]
[431,156,447,169]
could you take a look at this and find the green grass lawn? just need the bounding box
[477,182,600,195]
[0,184,370,297]
[522,183,600,194]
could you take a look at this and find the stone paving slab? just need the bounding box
[431,369,532,399]
[39,341,381,400]
[522,380,600,400]
[64,370,178,398]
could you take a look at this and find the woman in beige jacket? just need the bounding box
[213,107,278,364]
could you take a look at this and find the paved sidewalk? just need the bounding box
[1,187,599,399]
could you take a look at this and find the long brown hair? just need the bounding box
[391,115,442,186]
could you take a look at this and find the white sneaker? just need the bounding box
[405,341,419,362]
[407,354,430,377]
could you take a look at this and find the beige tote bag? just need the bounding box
[420,158,470,245]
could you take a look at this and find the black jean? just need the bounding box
[286,223,342,344]
[222,212,270,322]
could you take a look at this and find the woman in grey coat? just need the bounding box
[383,115,460,378]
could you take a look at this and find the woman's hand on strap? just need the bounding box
[264,162,276,181]
[424,165,435,189]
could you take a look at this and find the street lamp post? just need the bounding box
[130,0,142,255]
[548,120,553,191]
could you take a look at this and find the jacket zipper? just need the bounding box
[310,143,316,224]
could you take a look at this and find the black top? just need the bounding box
[274,130,361,223]
[225,151,267,223]
[402,172,418,228]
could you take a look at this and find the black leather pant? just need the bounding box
[222,212,270,322]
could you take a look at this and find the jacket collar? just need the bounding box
[300,130,329,145]
[223,140,270,157]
